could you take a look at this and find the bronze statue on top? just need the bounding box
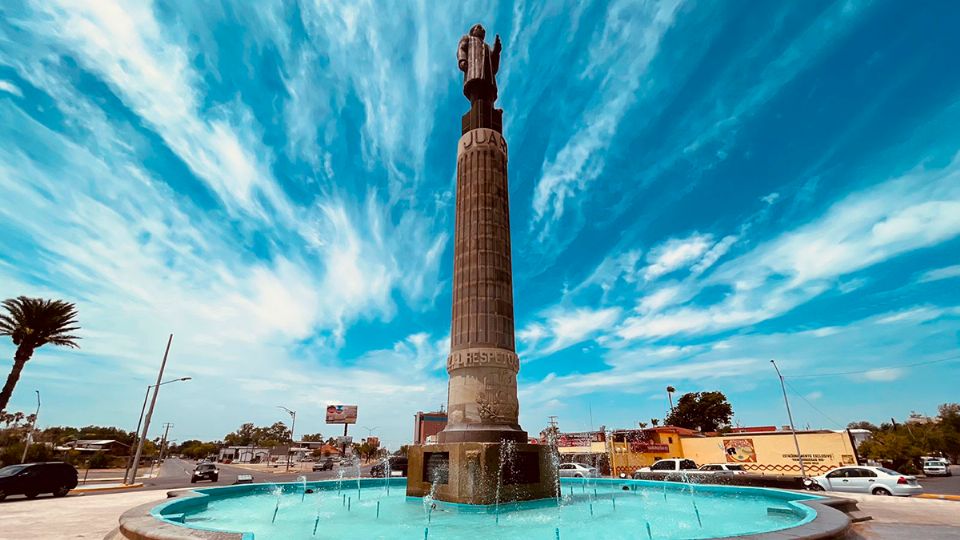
[458,23,501,103]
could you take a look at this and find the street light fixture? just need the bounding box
[123,334,190,484]
[20,390,40,464]
[771,359,807,478]
[124,377,192,484]
[666,386,676,413]
[277,406,296,472]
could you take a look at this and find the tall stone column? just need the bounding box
[438,123,526,444]
[406,23,554,506]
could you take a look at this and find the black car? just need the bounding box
[191,462,220,483]
[312,458,335,472]
[370,456,408,478]
[0,462,78,500]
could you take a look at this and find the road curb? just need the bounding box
[917,493,960,502]
[70,482,143,494]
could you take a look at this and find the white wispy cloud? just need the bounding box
[616,154,960,340]
[0,80,23,97]
[643,233,714,280]
[519,306,622,357]
[530,0,681,234]
[25,0,293,221]
[917,265,960,283]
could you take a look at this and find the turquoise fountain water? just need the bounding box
[153,477,819,539]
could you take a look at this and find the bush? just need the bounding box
[87,451,110,469]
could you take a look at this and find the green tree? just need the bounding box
[664,391,734,433]
[857,427,923,473]
[0,297,80,412]
[301,432,324,442]
[847,421,879,431]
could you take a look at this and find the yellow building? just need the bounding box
[608,426,694,477]
[680,430,858,476]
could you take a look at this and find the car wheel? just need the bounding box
[873,487,892,496]
[190,478,197,483]
[24,491,39,500]
[0,489,6,501]
[574,473,583,478]
[212,475,219,482]
[808,484,825,491]
[53,486,71,497]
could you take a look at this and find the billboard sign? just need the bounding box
[724,438,757,463]
[326,405,358,424]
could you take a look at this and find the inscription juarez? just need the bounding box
[447,347,520,373]
[457,128,508,160]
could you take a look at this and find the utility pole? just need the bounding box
[771,359,807,478]
[278,406,296,472]
[158,423,174,462]
[128,334,174,484]
[20,390,40,464]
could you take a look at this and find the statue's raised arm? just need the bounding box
[458,23,499,104]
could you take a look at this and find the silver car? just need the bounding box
[922,460,951,477]
[558,463,599,478]
[809,466,923,496]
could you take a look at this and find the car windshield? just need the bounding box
[0,465,28,477]
[198,464,215,470]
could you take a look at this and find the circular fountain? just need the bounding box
[113,476,850,540]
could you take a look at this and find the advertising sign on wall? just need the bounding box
[326,405,358,424]
[557,431,603,447]
[631,442,670,453]
[724,438,758,463]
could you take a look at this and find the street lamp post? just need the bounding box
[277,406,296,472]
[666,386,676,413]
[771,359,807,478]
[123,376,191,484]
[20,390,40,464]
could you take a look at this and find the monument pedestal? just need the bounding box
[406,442,556,505]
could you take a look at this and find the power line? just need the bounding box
[782,379,845,430]
[782,354,960,379]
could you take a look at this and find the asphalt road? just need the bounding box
[0,457,377,502]
[133,457,376,493]
[917,465,960,496]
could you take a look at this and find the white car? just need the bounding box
[923,460,951,477]
[636,458,700,474]
[698,463,747,475]
[808,466,923,497]
[558,463,599,478]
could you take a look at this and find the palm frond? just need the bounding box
[1,295,81,350]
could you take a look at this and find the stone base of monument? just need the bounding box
[406,442,556,505]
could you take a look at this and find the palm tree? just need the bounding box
[0,296,80,412]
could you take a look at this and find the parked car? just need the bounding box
[191,463,220,483]
[0,462,78,500]
[313,458,336,472]
[807,466,922,496]
[370,456,408,478]
[635,458,699,476]
[698,463,747,475]
[558,463,599,478]
[922,460,951,477]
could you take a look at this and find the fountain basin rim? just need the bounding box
[110,477,852,540]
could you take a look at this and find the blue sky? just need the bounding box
[1,0,959,448]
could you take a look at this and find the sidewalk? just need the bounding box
[917,493,960,501]
[0,490,171,540]
[71,482,143,494]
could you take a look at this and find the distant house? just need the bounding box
[56,439,129,455]
[219,446,271,463]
